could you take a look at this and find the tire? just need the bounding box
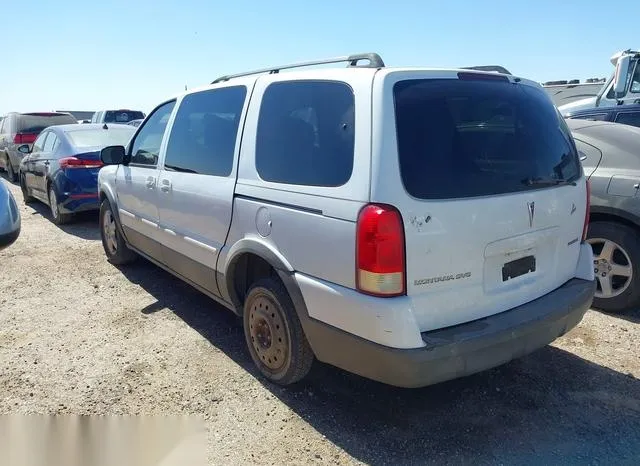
[243,277,314,385]
[5,157,17,182]
[99,199,137,265]
[48,185,72,225]
[20,174,35,204]
[587,221,640,313]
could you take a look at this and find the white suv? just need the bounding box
[97,53,596,388]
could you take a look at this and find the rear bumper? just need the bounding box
[59,194,100,213]
[300,278,595,388]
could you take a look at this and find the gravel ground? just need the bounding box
[1,177,639,465]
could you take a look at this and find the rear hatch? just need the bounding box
[16,113,78,146]
[374,71,588,332]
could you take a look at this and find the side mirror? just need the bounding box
[0,182,21,251]
[613,55,632,99]
[100,145,127,165]
[17,144,30,154]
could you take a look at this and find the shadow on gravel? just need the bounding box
[612,308,640,325]
[0,172,19,185]
[120,260,640,465]
[591,304,640,325]
[26,201,100,240]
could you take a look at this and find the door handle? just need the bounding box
[160,179,171,193]
[145,176,156,189]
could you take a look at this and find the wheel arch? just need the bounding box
[222,239,307,317]
[99,185,127,239]
[589,206,640,234]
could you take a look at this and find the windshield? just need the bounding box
[103,111,145,123]
[393,78,582,200]
[65,127,136,148]
[17,113,77,133]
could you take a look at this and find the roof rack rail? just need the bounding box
[211,53,385,84]
[461,65,512,75]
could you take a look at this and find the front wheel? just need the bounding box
[243,277,314,385]
[99,199,137,265]
[587,221,640,313]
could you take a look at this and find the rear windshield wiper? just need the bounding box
[521,177,576,187]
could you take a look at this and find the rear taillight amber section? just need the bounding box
[356,204,406,297]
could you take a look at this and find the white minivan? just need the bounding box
[97,53,596,387]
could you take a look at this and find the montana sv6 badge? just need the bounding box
[414,272,472,286]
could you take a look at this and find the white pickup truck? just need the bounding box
[555,49,640,116]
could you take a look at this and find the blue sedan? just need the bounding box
[17,123,136,224]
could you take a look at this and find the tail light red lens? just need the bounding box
[582,179,591,242]
[356,204,406,297]
[59,157,103,169]
[13,133,37,144]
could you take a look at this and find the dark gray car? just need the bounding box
[570,118,640,313]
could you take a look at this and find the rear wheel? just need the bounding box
[99,199,137,265]
[48,185,72,225]
[243,277,314,385]
[5,157,16,182]
[587,221,640,313]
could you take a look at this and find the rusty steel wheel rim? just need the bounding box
[249,294,288,372]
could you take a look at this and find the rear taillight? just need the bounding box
[356,204,406,297]
[13,133,37,144]
[582,179,591,241]
[59,157,103,169]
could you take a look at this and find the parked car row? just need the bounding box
[1,52,635,389]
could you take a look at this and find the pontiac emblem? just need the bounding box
[571,203,577,215]
[527,202,535,227]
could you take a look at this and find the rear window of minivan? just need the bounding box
[18,113,77,133]
[393,78,581,200]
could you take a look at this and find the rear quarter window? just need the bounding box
[255,80,355,187]
[614,111,640,128]
[393,78,581,200]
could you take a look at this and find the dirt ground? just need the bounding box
[1,177,639,465]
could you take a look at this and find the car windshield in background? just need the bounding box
[103,111,145,123]
[66,127,136,148]
[18,113,77,133]
[393,78,581,200]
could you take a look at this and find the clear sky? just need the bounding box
[1,0,638,115]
